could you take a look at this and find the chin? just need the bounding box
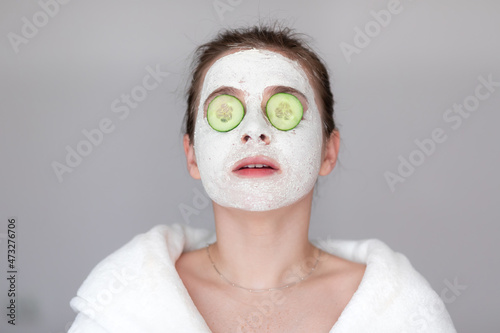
[210,188,313,212]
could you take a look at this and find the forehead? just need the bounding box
[200,49,313,98]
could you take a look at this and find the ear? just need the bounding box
[183,134,201,180]
[319,130,340,176]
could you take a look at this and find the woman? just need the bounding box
[69,25,456,332]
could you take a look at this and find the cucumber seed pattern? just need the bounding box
[216,103,233,123]
[275,101,293,120]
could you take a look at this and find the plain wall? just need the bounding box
[1,0,499,332]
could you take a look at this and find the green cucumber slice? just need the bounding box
[266,93,303,131]
[207,94,245,132]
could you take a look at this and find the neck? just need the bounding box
[209,189,318,291]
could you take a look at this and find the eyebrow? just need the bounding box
[267,86,308,102]
[203,86,240,114]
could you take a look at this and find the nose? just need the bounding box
[238,96,272,145]
[241,133,271,145]
[238,110,272,145]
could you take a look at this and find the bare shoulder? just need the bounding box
[175,247,216,295]
[312,250,366,302]
[323,251,365,277]
[175,247,208,278]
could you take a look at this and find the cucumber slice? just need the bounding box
[266,93,303,131]
[207,94,245,132]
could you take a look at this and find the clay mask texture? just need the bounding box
[193,49,323,211]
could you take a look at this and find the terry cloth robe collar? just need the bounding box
[68,223,456,333]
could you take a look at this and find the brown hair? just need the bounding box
[184,24,336,145]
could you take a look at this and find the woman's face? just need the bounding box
[193,49,323,211]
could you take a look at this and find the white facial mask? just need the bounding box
[193,49,323,211]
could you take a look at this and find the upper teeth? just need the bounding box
[242,164,270,169]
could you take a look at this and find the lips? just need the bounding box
[231,156,280,178]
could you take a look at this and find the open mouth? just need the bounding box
[238,164,274,170]
[232,156,280,178]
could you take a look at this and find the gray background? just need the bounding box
[1,0,499,332]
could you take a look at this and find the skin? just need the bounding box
[179,49,366,332]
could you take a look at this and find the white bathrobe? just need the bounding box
[68,223,456,332]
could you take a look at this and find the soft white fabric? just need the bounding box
[68,224,456,333]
